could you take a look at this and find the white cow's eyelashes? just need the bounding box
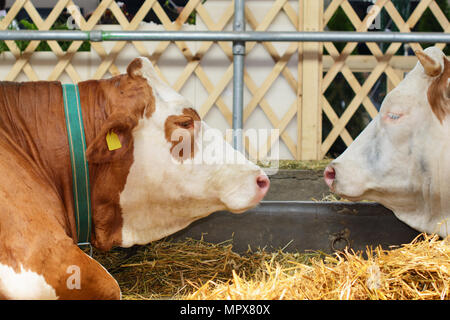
[387,112,402,120]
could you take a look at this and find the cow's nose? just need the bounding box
[324,165,336,189]
[256,174,270,197]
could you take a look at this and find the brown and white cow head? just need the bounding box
[324,46,450,237]
[88,57,269,248]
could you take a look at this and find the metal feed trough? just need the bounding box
[169,201,420,254]
[2,0,447,253]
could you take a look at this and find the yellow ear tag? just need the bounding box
[106,131,122,151]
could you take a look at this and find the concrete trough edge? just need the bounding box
[168,201,420,254]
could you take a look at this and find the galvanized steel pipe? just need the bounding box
[0,30,449,43]
[232,0,246,152]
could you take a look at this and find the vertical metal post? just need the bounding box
[232,0,245,152]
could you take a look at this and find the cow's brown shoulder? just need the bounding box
[0,129,120,299]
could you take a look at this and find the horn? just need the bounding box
[415,50,442,77]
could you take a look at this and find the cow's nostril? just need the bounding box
[325,166,335,180]
[256,175,269,190]
[324,166,336,189]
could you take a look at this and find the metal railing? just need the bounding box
[1,20,449,152]
[1,30,449,43]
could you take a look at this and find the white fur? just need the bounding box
[0,263,58,299]
[120,57,264,247]
[417,46,446,76]
[331,46,450,237]
[138,58,186,104]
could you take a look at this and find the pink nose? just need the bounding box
[256,174,270,198]
[324,165,336,189]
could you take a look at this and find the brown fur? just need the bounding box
[0,60,155,299]
[428,57,450,123]
[126,57,143,79]
[83,68,155,250]
[416,50,443,77]
[164,107,201,161]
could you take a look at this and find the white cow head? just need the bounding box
[324,46,450,237]
[114,57,270,247]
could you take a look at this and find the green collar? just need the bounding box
[62,84,92,246]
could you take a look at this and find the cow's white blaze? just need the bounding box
[328,46,450,237]
[0,263,58,299]
[120,57,266,247]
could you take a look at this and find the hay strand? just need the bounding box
[92,233,450,300]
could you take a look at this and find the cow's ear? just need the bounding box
[127,58,144,79]
[415,50,443,77]
[86,113,137,163]
[420,50,450,123]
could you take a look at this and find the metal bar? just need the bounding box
[0,30,92,41]
[232,0,245,152]
[252,201,390,216]
[0,30,449,43]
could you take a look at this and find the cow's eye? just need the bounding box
[177,119,193,129]
[387,112,401,120]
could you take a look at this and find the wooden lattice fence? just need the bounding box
[0,0,448,160]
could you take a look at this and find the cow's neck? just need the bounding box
[77,79,133,250]
[383,139,450,238]
[0,80,133,251]
[76,75,153,251]
[0,81,80,239]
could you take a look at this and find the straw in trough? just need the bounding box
[93,233,450,300]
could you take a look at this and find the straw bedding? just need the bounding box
[92,233,450,300]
